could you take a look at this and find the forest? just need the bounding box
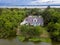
[0,7,60,42]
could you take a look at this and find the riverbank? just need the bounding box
[0,38,60,45]
[0,38,52,45]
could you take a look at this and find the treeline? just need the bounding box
[0,8,60,42]
[42,8,60,41]
[0,8,27,39]
[19,8,60,42]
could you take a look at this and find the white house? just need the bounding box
[20,15,44,26]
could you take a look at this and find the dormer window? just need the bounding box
[20,15,44,26]
[33,18,37,22]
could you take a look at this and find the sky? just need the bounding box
[0,0,60,6]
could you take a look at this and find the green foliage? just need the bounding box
[0,8,27,39]
[0,8,60,42]
[29,37,41,42]
[47,22,60,41]
[39,38,51,42]
[19,25,49,42]
[20,25,46,37]
[42,8,60,41]
[17,36,25,41]
[52,23,60,37]
[29,37,51,42]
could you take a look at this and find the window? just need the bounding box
[33,18,37,22]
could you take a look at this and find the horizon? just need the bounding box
[0,6,60,8]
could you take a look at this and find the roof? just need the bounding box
[24,15,43,25]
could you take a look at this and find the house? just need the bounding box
[20,15,44,26]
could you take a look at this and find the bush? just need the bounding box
[0,8,27,39]
[18,25,50,42]
[17,36,25,41]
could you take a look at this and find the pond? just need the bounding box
[0,38,60,45]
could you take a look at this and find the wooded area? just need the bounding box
[0,7,60,42]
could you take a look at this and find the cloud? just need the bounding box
[29,0,51,5]
[41,0,50,2]
[0,0,60,6]
[29,0,60,5]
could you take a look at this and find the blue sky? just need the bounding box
[0,0,60,6]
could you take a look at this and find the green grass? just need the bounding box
[29,37,40,42]
[18,35,51,42]
[17,36,25,42]
[40,38,51,43]
[29,37,51,42]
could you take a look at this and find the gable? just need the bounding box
[25,16,43,24]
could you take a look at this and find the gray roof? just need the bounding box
[25,16,43,25]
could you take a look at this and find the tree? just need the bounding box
[0,8,27,39]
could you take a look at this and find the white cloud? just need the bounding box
[29,0,60,5]
[30,0,51,4]
[41,0,50,2]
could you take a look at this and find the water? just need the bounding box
[0,38,59,45]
